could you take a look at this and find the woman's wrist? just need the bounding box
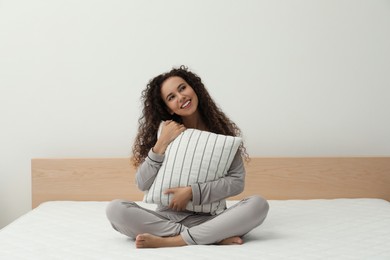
[185,186,193,200]
[153,140,168,155]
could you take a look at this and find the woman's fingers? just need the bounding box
[162,121,186,139]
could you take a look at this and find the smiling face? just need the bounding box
[160,76,199,119]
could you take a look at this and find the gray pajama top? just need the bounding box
[136,148,246,222]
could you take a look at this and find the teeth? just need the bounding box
[181,100,190,108]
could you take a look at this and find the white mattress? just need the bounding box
[0,199,390,259]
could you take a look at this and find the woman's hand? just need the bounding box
[165,186,193,211]
[153,121,186,154]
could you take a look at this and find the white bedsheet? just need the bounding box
[0,199,390,260]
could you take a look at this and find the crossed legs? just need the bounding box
[106,195,269,248]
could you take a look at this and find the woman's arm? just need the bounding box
[135,149,165,191]
[191,150,245,205]
[136,121,186,191]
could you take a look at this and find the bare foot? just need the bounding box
[218,236,243,245]
[135,233,187,248]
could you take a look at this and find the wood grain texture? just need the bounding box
[32,157,390,208]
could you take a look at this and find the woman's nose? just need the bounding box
[177,93,185,103]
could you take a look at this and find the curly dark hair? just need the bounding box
[132,65,248,167]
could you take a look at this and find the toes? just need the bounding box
[136,234,144,241]
[234,237,243,245]
[218,236,244,245]
[135,234,146,248]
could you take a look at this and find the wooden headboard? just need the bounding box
[31,157,390,208]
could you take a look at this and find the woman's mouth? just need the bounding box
[181,100,191,109]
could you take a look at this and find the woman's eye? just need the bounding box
[167,95,174,101]
[179,85,186,92]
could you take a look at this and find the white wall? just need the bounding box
[1,0,389,228]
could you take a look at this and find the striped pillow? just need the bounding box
[143,129,242,215]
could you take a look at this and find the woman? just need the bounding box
[106,66,269,248]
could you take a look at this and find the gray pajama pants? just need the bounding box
[106,195,269,245]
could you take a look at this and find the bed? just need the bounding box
[0,157,389,259]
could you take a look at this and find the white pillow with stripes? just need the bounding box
[143,128,242,215]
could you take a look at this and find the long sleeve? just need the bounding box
[135,149,165,191]
[191,150,245,205]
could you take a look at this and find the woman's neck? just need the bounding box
[182,114,208,131]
